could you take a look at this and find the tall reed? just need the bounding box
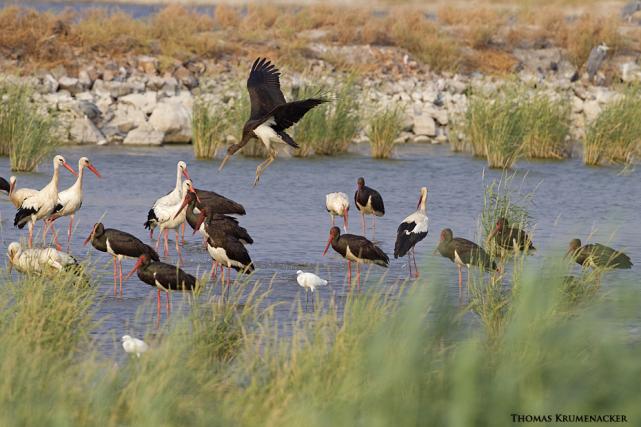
[0,84,56,172]
[583,87,641,166]
[192,98,230,160]
[466,87,526,169]
[522,92,572,159]
[293,80,360,156]
[367,106,403,159]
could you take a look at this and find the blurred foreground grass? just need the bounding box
[0,252,639,426]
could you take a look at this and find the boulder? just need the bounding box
[137,55,159,75]
[174,66,199,89]
[36,74,59,94]
[69,117,107,145]
[412,114,437,137]
[106,104,147,133]
[58,76,83,95]
[148,102,191,143]
[120,92,158,115]
[124,124,164,145]
[93,80,134,98]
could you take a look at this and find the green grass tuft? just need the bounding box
[367,106,403,159]
[522,92,572,160]
[191,98,230,160]
[0,84,57,172]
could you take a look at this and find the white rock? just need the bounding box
[583,100,601,123]
[571,96,584,113]
[426,108,448,126]
[69,117,106,145]
[413,114,436,136]
[124,124,164,145]
[107,105,147,133]
[120,92,158,115]
[413,135,431,143]
[58,76,83,95]
[148,102,191,143]
[36,74,59,94]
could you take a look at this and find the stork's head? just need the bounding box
[83,223,104,245]
[9,176,16,194]
[440,228,453,242]
[121,335,132,342]
[7,241,21,261]
[357,177,365,189]
[567,238,582,256]
[53,155,77,176]
[178,161,190,180]
[79,157,101,178]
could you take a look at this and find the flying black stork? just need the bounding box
[84,223,159,297]
[322,226,389,291]
[354,177,385,238]
[125,253,197,321]
[218,57,327,186]
[206,229,254,298]
[487,217,535,253]
[567,238,632,271]
[394,187,429,278]
[435,228,497,296]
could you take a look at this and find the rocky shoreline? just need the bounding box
[3,47,641,150]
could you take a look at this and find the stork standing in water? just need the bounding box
[205,229,254,296]
[14,155,77,248]
[146,180,198,262]
[46,157,102,250]
[126,254,196,321]
[326,192,349,231]
[394,187,429,278]
[84,223,159,297]
[218,57,327,186]
[322,226,389,291]
[435,228,497,297]
[567,239,632,285]
[145,161,190,240]
[192,185,246,216]
[486,217,535,253]
[354,177,385,238]
[7,241,77,275]
[7,176,38,208]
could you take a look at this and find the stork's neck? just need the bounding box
[46,164,61,195]
[72,165,85,191]
[175,166,183,192]
[419,194,427,213]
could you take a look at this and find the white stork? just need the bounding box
[145,160,190,240]
[8,176,38,208]
[325,192,349,231]
[7,241,77,275]
[148,180,197,262]
[13,155,77,247]
[394,187,429,278]
[46,157,102,250]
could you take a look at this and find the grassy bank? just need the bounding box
[1,249,639,425]
[0,3,638,76]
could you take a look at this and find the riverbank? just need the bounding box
[1,2,640,165]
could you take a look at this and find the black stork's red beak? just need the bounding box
[193,210,207,234]
[487,223,500,242]
[323,231,335,256]
[83,225,97,246]
[125,257,144,280]
[173,187,201,220]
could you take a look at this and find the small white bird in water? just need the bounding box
[121,335,149,358]
[296,270,328,310]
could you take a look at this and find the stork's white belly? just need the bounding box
[207,245,244,269]
[454,250,467,268]
[254,119,284,150]
[356,197,375,215]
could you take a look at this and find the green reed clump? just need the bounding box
[522,92,572,159]
[192,98,231,160]
[293,80,360,156]
[466,86,526,169]
[583,86,641,166]
[367,106,403,159]
[0,84,56,172]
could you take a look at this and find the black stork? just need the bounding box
[0,176,9,195]
[206,229,254,295]
[435,228,497,296]
[84,223,159,297]
[394,187,429,278]
[218,57,327,186]
[322,226,389,291]
[192,185,245,215]
[487,217,535,252]
[125,253,197,321]
[567,238,633,270]
[354,177,385,238]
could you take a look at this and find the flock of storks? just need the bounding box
[0,58,634,318]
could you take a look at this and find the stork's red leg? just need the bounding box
[347,261,352,290]
[163,229,169,257]
[357,263,361,291]
[119,258,124,297]
[175,230,183,265]
[180,222,185,245]
[113,257,118,297]
[458,267,463,298]
[413,248,419,278]
[67,214,74,250]
[166,291,171,316]
[157,289,161,321]
[28,222,34,248]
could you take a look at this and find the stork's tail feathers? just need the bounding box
[14,207,35,229]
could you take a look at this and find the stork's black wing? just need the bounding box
[0,177,9,194]
[247,58,286,120]
[269,99,327,131]
[105,229,160,261]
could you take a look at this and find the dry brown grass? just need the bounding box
[555,14,624,67]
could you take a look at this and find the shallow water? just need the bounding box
[1,144,639,356]
[0,1,216,18]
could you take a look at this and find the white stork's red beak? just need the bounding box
[87,164,102,178]
[182,167,191,181]
[63,162,78,177]
[343,207,349,231]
